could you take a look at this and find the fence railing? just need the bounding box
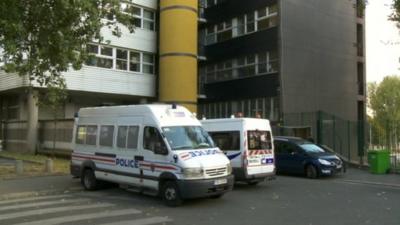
[275,111,368,166]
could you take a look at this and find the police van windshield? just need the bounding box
[248,130,272,150]
[162,126,215,150]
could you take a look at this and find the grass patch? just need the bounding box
[0,151,70,178]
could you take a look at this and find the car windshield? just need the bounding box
[162,126,215,150]
[300,143,326,153]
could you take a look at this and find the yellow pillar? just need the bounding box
[159,0,198,113]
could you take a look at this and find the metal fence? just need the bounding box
[274,111,367,166]
[0,119,74,155]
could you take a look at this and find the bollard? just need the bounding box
[45,159,53,173]
[15,160,23,175]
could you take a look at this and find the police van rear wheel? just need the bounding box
[82,169,98,191]
[162,181,183,207]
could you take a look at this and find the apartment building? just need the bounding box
[198,0,366,160]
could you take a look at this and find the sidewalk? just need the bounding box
[341,167,400,188]
[0,175,83,200]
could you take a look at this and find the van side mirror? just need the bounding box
[155,144,168,155]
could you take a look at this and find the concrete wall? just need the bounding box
[280,0,360,121]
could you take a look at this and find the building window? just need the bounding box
[142,53,155,74]
[121,3,156,31]
[216,21,233,42]
[129,51,141,72]
[201,51,278,84]
[85,44,155,74]
[205,0,227,8]
[199,97,279,121]
[116,49,128,70]
[203,4,278,45]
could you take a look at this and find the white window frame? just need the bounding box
[85,44,155,75]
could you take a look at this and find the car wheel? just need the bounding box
[162,181,183,207]
[81,169,98,191]
[305,165,318,179]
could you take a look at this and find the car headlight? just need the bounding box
[318,159,332,166]
[227,163,232,175]
[182,168,203,178]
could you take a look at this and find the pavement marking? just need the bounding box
[0,198,89,212]
[0,194,69,206]
[102,216,173,225]
[13,208,142,225]
[0,202,114,221]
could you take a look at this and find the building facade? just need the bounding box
[0,0,366,160]
[198,0,366,161]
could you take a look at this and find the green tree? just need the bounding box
[0,0,135,87]
[392,0,400,23]
[368,76,400,150]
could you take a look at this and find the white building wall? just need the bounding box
[0,0,158,97]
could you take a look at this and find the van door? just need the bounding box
[274,141,304,174]
[141,126,171,190]
[113,117,143,186]
[246,130,274,175]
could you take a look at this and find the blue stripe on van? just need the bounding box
[227,152,241,160]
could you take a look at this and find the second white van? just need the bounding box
[201,118,275,185]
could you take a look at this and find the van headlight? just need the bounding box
[182,168,203,178]
[318,159,332,166]
[227,163,232,174]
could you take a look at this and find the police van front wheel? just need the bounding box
[82,169,98,191]
[162,181,183,207]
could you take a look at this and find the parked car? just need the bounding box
[274,136,344,178]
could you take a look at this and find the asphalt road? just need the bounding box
[1,172,399,225]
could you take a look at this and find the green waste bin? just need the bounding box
[368,150,391,174]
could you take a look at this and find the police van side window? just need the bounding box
[127,126,139,149]
[76,126,86,144]
[143,126,165,152]
[209,131,240,151]
[117,126,139,149]
[100,125,114,147]
[86,126,98,145]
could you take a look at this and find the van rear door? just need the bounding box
[246,130,274,175]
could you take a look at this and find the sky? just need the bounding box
[366,0,400,83]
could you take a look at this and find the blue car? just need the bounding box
[274,136,344,178]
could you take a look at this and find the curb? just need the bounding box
[0,172,68,181]
[340,179,400,189]
[0,156,43,165]
[0,186,84,201]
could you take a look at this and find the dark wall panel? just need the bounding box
[202,74,280,102]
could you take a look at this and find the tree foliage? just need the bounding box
[391,0,400,24]
[0,0,135,87]
[368,76,400,149]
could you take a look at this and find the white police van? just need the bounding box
[201,118,275,185]
[70,104,234,206]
